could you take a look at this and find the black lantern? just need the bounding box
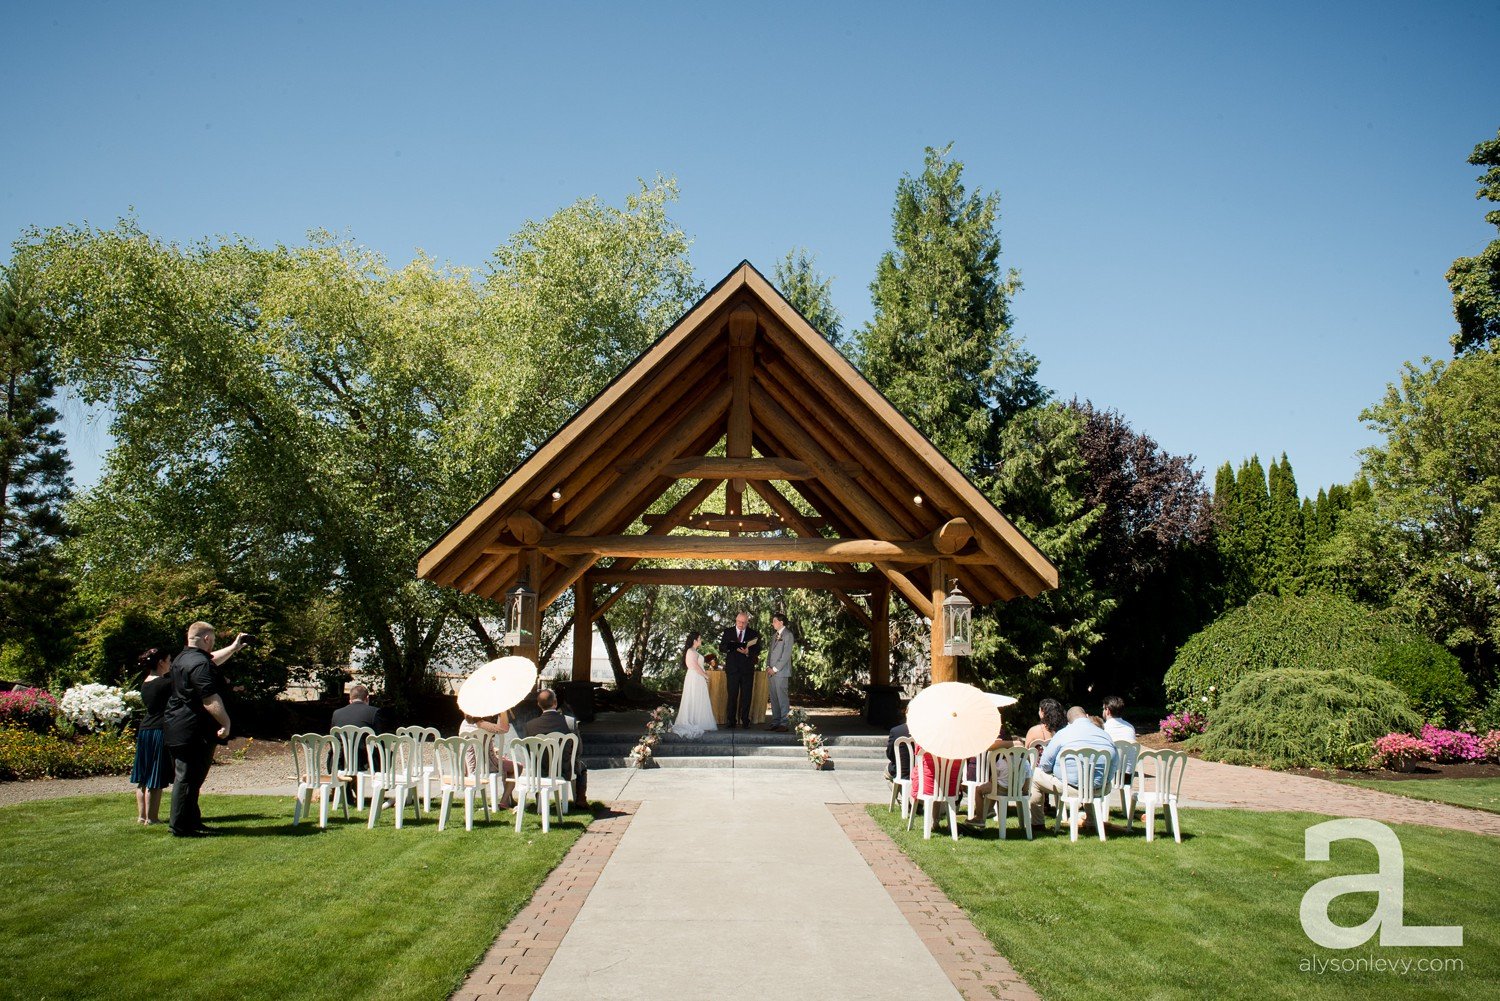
[503,576,536,648]
[942,580,973,657]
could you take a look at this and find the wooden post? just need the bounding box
[930,558,956,683]
[516,547,542,668]
[726,304,756,524]
[870,581,891,687]
[571,579,592,682]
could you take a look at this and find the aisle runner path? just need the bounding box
[528,795,962,1001]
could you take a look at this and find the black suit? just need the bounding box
[524,710,587,807]
[718,624,762,727]
[330,701,383,771]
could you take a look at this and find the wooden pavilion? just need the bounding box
[417,261,1058,714]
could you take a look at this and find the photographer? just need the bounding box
[163,622,250,838]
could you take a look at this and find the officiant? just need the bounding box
[717,611,761,729]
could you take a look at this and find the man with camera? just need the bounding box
[163,621,250,838]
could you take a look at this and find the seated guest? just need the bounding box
[1029,706,1117,829]
[331,684,382,771]
[1101,695,1138,783]
[885,720,912,780]
[523,688,588,810]
[461,709,517,809]
[1024,698,1067,750]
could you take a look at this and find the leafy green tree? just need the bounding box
[856,144,1044,479]
[773,248,844,351]
[0,261,74,681]
[1447,128,1500,355]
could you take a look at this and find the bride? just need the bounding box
[672,631,718,740]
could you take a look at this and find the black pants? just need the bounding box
[167,740,215,835]
[726,670,753,726]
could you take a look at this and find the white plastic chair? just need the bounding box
[888,736,915,818]
[962,750,991,820]
[397,725,441,810]
[508,735,565,833]
[905,750,962,842]
[366,732,421,829]
[543,733,579,815]
[330,724,376,810]
[1113,739,1140,821]
[985,746,1037,840]
[1053,748,1114,842]
[290,733,346,828]
[1134,748,1189,842]
[432,735,491,831]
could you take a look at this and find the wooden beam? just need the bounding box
[571,580,592,682]
[592,583,633,621]
[726,303,756,517]
[930,557,956,683]
[619,455,864,481]
[931,518,973,555]
[744,479,872,627]
[870,580,892,686]
[522,533,984,563]
[642,511,784,532]
[513,548,542,667]
[584,568,883,589]
[506,511,545,546]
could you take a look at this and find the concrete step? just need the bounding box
[581,754,889,772]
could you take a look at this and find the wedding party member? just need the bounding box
[717,611,761,729]
[130,647,174,825]
[163,622,249,838]
[672,632,717,739]
[765,613,794,731]
[524,689,588,810]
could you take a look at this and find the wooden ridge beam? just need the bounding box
[584,568,883,589]
[616,455,864,481]
[518,533,986,563]
[726,303,757,520]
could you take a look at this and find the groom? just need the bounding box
[718,610,761,729]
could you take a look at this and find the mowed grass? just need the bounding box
[0,794,590,1001]
[869,805,1497,1001]
[1336,777,1500,815]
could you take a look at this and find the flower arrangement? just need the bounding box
[627,705,676,768]
[792,713,830,769]
[1372,732,1432,771]
[58,684,132,733]
[1159,710,1207,742]
[1419,724,1485,763]
[0,688,59,732]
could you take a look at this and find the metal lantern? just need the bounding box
[942,580,973,657]
[503,576,536,648]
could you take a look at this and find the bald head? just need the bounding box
[1066,706,1087,722]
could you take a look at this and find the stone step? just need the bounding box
[581,754,889,772]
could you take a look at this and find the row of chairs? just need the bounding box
[891,738,1188,844]
[290,726,577,833]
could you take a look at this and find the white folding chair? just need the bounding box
[1053,748,1114,843]
[1134,749,1189,843]
[962,749,991,820]
[397,725,441,811]
[290,733,346,828]
[905,751,962,842]
[985,746,1037,840]
[508,735,563,833]
[888,736,915,818]
[432,735,490,831]
[366,732,421,829]
[330,724,376,810]
[1113,739,1140,822]
[544,733,579,815]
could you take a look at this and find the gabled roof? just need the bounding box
[417,261,1058,608]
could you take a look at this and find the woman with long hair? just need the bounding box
[130,647,174,824]
[1025,698,1067,750]
[671,631,717,740]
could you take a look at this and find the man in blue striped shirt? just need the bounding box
[1030,706,1117,827]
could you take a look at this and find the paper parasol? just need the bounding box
[906,682,1001,760]
[457,656,537,717]
[986,693,1019,709]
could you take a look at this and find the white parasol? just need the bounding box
[986,693,1019,709]
[457,656,538,717]
[906,682,1001,760]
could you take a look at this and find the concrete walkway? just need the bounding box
[529,774,961,1001]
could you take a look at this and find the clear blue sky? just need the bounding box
[4,2,1496,496]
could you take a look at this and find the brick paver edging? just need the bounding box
[829,804,1040,1001]
[451,802,639,1001]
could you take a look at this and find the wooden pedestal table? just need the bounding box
[706,670,770,725]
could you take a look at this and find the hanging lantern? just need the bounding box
[942,580,973,657]
[503,576,536,648]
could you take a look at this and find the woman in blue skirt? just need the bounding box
[130,648,174,825]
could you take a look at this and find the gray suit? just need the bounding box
[766,627,794,726]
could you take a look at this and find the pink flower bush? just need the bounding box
[1159,711,1206,742]
[1480,730,1500,763]
[1419,724,1485,763]
[0,688,59,731]
[1372,732,1432,769]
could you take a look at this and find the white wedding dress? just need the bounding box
[673,649,718,740]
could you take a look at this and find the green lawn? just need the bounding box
[1336,777,1500,815]
[869,806,1496,1001]
[1,794,590,1001]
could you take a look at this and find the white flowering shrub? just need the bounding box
[59,684,132,732]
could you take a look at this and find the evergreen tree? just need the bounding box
[0,262,74,680]
[1234,456,1271,596]
[773,248,844,352]
[1266,454,1305,594]
[856,144,1044,479]
[1447,127,1500,355]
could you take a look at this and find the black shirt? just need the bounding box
[164,647,221,745]
[138,675,173,730]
